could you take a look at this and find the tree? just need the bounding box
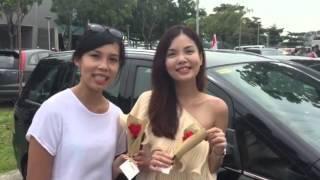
[0,0,42,49]
[201,4,247,48]
[51,0,135,49]
[265,25,283,47]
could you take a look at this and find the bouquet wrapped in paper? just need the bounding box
[126,114,146,157]
[174,124,207,160]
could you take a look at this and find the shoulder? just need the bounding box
[140,90,152,100]
[43,89,72,109]
[201,93,228,119]
[108,102,123,114]
[135,90,152,105]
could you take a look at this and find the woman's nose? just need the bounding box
[98,58,110,70]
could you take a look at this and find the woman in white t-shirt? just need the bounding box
[26,23,127,180]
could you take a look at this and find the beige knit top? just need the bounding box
[125,91,216,180]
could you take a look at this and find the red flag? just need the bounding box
[211,34,218,49]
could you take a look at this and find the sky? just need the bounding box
[199,0,320,33]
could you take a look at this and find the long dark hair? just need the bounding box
[148,25,206,139]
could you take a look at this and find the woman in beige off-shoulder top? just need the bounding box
[128,25,228,180]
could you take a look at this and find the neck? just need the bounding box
[175,80,201,106]
[72,84,106,111]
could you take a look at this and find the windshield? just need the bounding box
[208,62,320,150]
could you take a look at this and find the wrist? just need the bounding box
[212,148,226,158]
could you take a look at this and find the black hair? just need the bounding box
[72,27,125,69]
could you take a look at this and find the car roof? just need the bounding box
[270,55,320,61]
[44,48,277,67]
[205,49,276,67]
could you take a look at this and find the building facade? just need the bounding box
[0,0,59,50]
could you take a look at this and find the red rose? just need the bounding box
[182,130,194,141]
[128,123,142,139]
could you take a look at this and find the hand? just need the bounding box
[206,127,227,156]
[149,149,173,172]
[112,154,129,179]
[133,150,151,170]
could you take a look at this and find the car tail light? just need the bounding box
[19,50,26,71]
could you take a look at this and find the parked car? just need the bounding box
[13,49,320,180]
[0,49,52,102]
[270,55,320,72]
[243,47,283,56]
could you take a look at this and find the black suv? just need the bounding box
[0,49,52,102]
[13,49,320,179]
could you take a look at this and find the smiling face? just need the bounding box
[165,33,203,83]
[75,43,120,92]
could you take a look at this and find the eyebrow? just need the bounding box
[90,50,119,56]
[168,45,195,51]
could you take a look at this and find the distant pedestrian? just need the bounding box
[308,46,318,58]
[314,45,320,57]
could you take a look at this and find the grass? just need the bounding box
[0,107,16,174]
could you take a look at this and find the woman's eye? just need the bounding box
[109,58,119,63]
[186,49,194,54]
[167,52,175,57]
[90,54,100,58]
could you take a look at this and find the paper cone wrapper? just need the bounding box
[127,114,146,157]
[174,128,207,160]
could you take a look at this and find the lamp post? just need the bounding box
[45,16,52,50]
[257,22,260,45]
[238,18,242,47]
[196,0,199,35]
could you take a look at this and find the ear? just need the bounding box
[73,58,80,68]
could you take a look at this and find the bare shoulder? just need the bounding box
[201,93,228,114]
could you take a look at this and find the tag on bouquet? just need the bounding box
[159,166,172,174]
[119,159,140,180]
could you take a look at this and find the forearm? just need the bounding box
[208,149,224,173]
[112,163,122,180]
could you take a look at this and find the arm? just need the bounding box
[27,137,54,180]
[207,99,229,173]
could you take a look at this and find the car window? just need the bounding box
[133,66,152,99]
[28,54,38,65]
[0,54,15,69]
[25,63,61,103]
[38,52,50,59]
[208,62,320,152]
[238,122,308,179]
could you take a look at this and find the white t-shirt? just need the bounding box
[26,89,126,180]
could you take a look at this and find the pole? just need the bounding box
[238,18,242,48]
[257,23,260,45]
[196,0,199,35]
[45,16,51,50]
[17,0,23,94]
[127,25,130,46]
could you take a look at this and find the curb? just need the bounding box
[0,170,22,180]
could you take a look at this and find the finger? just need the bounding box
[207,127,222,134]
[152,154,173,165]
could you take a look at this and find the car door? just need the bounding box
[0,51,19,97]
[122,58,153,112]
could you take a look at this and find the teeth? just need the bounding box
[94,75,107,81]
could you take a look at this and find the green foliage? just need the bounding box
[0,107,16,173]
